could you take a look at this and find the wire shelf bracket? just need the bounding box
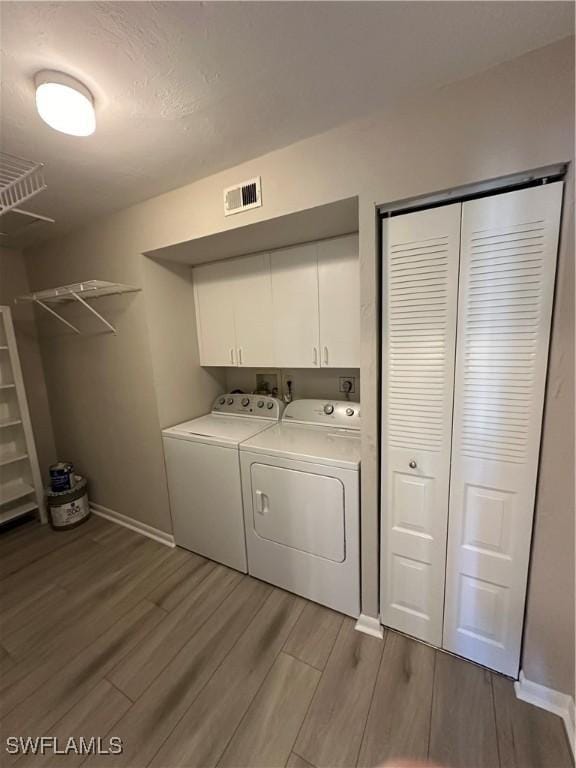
[17,280,141,335]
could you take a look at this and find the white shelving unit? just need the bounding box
[18,280,141,335]
[0,306,45,524]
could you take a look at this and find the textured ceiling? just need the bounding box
[0,1,573,245]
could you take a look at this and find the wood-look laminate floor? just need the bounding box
[0,515,572,768]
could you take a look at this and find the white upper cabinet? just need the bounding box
[194,260,237,366]
[233,253,274,367]
[271,243,321,368]
[317,234,360,367]
[194,254,274,367]
[193,235,360,369]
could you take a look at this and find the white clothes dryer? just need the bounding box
[240,399,360,616]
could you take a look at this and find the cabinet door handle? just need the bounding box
[230,348,235,365]
[323,346,329,365]
[238,348,243,365]
[313,347,318,366]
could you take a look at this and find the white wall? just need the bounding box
[25,38,574,694]
[224,367,360,402]
[521,170,575,694]
[141,258,225,429]
[23,231,176,532]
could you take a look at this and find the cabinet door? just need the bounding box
[193,261,237,366]
[271,243,320,368]
[233,253,274,367]
[380,204,461,646]
[443,183,563,676]
[317,235,360,367]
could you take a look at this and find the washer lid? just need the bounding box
[162,414,274,447]
[240,422,360,469]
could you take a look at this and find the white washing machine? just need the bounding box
[162,394,283,572]
[240,399,360,616]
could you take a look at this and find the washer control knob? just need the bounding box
[241,397,250,407]
[324,404,334,415]
[219,397,226,405]
[257,400,264,408]
[266,402,274,410]
[409,460,417,469]
[227,397,234,405]
[346,408,354,416]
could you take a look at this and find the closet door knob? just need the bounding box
[409,460,417,469]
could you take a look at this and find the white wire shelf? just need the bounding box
[18,280,141,335]
[0,152,47,216]
[19,280,141,303]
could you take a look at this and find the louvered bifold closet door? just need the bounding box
[443,183,563,676]
[380,204,460,646]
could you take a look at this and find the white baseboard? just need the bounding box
[90,502,175,548]
[515,670,575,758]
[355,613,384,639]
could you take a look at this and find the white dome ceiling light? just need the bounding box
[35,71,96,136]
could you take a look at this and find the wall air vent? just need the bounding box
[224,176,262,216]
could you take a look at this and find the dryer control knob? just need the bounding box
[324,404,334,415]
[241,398,250,407]
[257,400,264,408]
[346,408,354,416]
[219,397,226,405]
[227,397,234,405]
[266,402,274,410]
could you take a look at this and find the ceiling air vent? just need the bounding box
[223,176,262,216]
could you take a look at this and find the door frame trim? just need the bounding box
[377,163,566,218]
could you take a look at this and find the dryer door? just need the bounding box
[250,463,345,562]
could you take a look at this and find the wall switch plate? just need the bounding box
[339,376,356,394]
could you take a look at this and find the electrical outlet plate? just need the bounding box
[339,376,356,394]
